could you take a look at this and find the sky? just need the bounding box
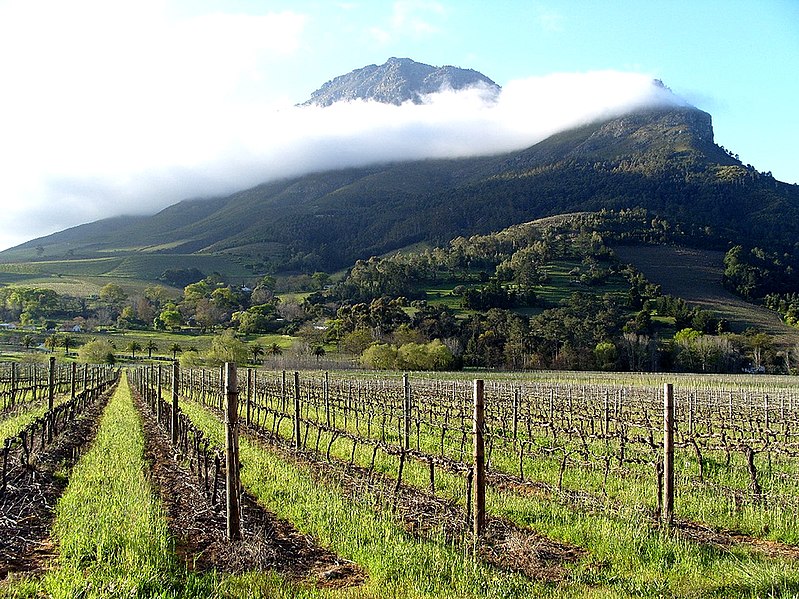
[0,0,797,251]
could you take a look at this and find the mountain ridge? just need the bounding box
[3,55,797,280]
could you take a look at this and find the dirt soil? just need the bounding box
[0,386,115,580]
[242,422,585,582]
[132,389,365,589]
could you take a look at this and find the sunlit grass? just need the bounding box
[180,398,546,599]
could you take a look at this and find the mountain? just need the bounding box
[301,57,500,106]
[3,68,798,279]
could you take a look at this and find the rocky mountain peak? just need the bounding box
[302,57,501,107]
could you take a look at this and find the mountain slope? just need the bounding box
[4,106,798,275]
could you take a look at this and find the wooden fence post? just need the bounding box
[324,371,330,427]
[171,361,179,445]
[512,387,519,441]
[246,368,253,426]
[282,370,287,412]
[294,371,301,449]
[663,383,675,526]
[156,365,163,423]
[403,373,411,451]
[47,357,56,442]
[70,362,77,399]
[225,362,241,541]
[48,356,56,412]
[473,379,486,538]
[10,363,16,406]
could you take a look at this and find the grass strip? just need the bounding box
[16,373,215,597]
[180,398,547,599]
[227,395,799,598]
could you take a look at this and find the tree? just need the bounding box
[398,340,454,371]
[169,343,183,360]
[62,334,74,356]
[78,339,116,364]
[360,344,399,370]
[99,283,127,307]
[250,343,265,364]
[126,341,142,359]
[145,340,158,358]
[266,343,283,358]
[155,306,182,331]
[342,328,374,355]
[312,346,326,362]
[205,330,250,365]
[20,334,35,352]
[594,341,618,371]
[44,334,60,353]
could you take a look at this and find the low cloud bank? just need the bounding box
[2,71,682,250]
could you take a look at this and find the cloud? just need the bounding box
[0,3,681,251]
[0,69,682,250]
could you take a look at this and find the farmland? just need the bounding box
[2,361,799,597]
[613,244,799,345]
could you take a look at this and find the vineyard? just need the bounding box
[2,362,799,597]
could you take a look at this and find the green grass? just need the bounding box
[225,371,799,598]
[0,393,71,443]
[0,375,216,597]
[180,399,547,598]
[42,375,191,595]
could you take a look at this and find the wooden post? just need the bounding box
[324,371,330,427]
[47,357,56,442]
[48,356,56,412]
[246,368,253,427]
[663,383,675,526]
[10,363,16,406]
[294,371,301,449]
[403,373,411,450]
[281,370,287,412]
[512,387,519,440]
[473,379,486,537]
[224,363,241,541]
[70,362,77,399]
[171,361,179,445]
[156,366,163,423]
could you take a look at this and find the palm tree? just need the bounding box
[44,334,61,353]
[250,343,265,365]
[312,346,326,362]
[20,334,35,352]
[126,340,142,359]
[62,334,74,356]
[266,343,283,358]
[145,340,158,359]
[169,343,183,360]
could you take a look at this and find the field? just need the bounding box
[0,252,254,290]
[3,363,799,597]
[613,245,799,345]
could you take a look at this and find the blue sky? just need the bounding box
[0,0,796,250]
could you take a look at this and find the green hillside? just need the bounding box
[4,106,798,277]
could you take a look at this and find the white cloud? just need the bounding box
[0,66,683,250]
[0,0,682,250]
